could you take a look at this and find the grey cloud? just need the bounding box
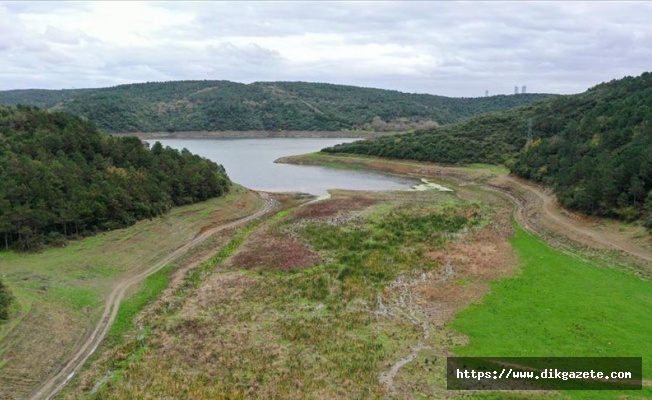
[205,43,284,66]
[0,5,26,52]
[4,1,92,14]
[87,41,285,86]
[1,1,652,97]
[43,26,98,46]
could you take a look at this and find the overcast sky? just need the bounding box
[1,1,651,97]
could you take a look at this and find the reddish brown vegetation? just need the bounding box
[293,195,377,219]
[230,230,320,272]
[417,207,516,323]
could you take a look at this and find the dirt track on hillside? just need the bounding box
[281,153,652,265]
[374,171,652,394]
[29,154,652,399]
[487,175,652,264]
[29,194,276,400]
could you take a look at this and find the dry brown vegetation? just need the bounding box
[420,210,516,315]
[60,185,522,400]
[0,186,265,400]
[229,229,320,272]
[293,194,377,219]
[370,197,517,397]
[226,192,323,273]
[15,152,652,399]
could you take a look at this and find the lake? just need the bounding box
[150,138,416,195]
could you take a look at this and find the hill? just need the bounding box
[0,81,553,133]
[324,72,652,225]
[0,105,231,251]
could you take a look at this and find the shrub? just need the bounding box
[0,279,13,321]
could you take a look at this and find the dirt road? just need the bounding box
[377,172,652,395]
[29,194,276,400]
[281,152,652,264]
[488,175,652,263]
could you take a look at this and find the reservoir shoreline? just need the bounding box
[113,130,399,140]
[147,138,416,196]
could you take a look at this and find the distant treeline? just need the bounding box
[0,105,231,251]
[325,72,652,228]
[0,81,554,133]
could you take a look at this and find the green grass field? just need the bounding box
[107,265,173,343]
[451,225,652,399]
[0,185,259,317]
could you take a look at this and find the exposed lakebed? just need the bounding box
[150,138,417,195]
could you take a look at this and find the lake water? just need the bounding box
[150,138,416,195]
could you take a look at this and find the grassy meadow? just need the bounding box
[451,225,652,399]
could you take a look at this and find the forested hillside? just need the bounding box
[0,105,231,251]
[0,81,553,133]
[325,72,652,226]
[513,74,652,224]
[0,88,94,109]
[323,110,531,164]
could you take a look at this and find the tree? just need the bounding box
[0,105,231,251]
[0,279,13,321]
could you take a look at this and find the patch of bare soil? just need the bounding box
[489,175,652,270]
[185,271,257,314]
[278,154,496,185]
[286,153,652,268]
[195,195,261,236]
[420,210,516,322]
[376,205,517,397]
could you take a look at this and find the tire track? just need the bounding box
[487,175,652,263]
[377,172,652,394]
[29,194,276,400]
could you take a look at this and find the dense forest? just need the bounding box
[0,105,231,251]
[512,74,652,225]
[325,72,652,227]
[323,110,531,164]
[0,81,553,133]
